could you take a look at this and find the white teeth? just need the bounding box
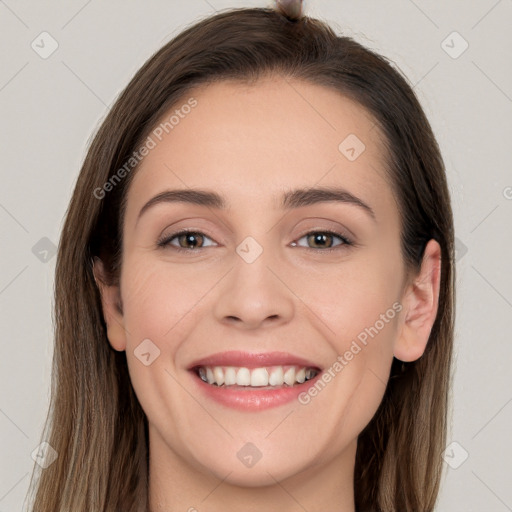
[250,368,269,387]
[224,367,237,385]
[236,367,251,386]
[295,367,306,384]
[268,366,284,386]
[197,365,319,387]
[213,367,224,386]
[283,367,296,386]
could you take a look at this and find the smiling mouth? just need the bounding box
[193,365,320,388]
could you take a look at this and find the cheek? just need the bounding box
[295,248,404,347]
[293,249,403,411]
[117,256,229,414]
[299,291,401,451]
[117,258,202,389]
[118,257,218,437]
[120,256,222,340]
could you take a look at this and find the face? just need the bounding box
[96,75,439,488]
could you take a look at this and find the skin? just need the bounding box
[94,75,441,512]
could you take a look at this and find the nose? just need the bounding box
[212,246,295,330]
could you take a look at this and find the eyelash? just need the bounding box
[156,229,354,254]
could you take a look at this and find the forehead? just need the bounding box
[126,76,396,221]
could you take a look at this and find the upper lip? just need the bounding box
[187,351,323,370]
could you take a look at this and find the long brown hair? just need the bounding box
[26,4,455,511]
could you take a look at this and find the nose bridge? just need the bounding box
[235,235,276,287]
[212,233,295,328]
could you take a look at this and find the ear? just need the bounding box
[394,239,442,362]
[92,257,127,352]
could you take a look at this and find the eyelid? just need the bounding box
[156,229,217,250]
[292,229,354,250]
[290,215,357,242]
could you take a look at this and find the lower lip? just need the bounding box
[189,370,322,411]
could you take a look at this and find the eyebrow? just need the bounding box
[136,186,376,223]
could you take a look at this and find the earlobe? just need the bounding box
[394,239,442,362]
[92,257,127,352]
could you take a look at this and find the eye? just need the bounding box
[157,230,216,251]
[157,229,353,253]
[291,230,353,251]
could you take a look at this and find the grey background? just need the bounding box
[1,1,511,510]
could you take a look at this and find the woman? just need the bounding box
[26,1,455,510]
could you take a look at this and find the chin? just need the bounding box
[189,445,311,487]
